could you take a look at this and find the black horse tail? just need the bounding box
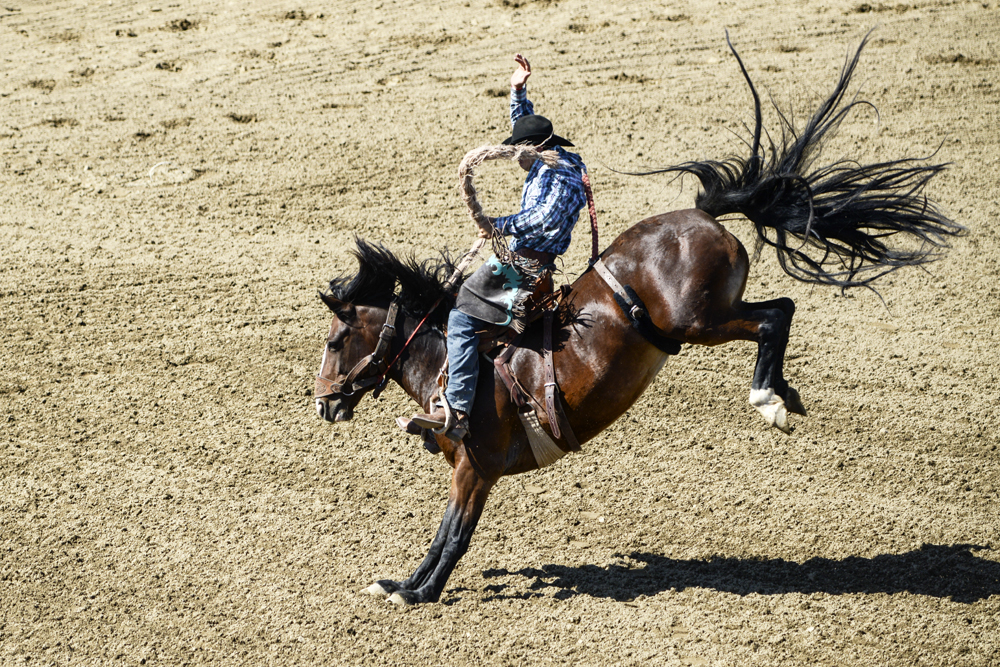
[649,31,965,289]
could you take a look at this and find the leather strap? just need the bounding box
[592,258,644,319]
[516,247,555,265]
[591,259,682,356]
[542,311,561,439]
[490,312,580,451]
[543,311,581,451]
[493,336,527,407]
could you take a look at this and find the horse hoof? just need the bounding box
[364,582,390,597]
[785,386,807,416]
[772,404,791,434]
[749,388,792,434]
[389,591,418,606]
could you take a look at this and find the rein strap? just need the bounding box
[582,171,599,264]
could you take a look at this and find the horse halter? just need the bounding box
[315,300,400,399]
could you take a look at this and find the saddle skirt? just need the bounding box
[455,253,553,334]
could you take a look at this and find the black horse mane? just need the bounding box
[326,238,458,324]
[642,30,965,290]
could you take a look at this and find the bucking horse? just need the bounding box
[313,33,963,605]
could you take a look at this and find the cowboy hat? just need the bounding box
[501,114,574,147]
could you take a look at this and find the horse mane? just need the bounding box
[327,238,458,324]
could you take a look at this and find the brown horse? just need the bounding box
[314,34,962,605]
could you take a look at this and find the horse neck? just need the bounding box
[390,314,447,412]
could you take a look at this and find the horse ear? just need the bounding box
[318,291,342,312]
[318,291,357,321]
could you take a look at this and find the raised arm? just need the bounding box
[509,53,535,127]
[511,53,531,90]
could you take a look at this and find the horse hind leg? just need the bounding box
[689,297,805,433]
[742,297,806,432]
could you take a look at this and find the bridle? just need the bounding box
[315,301,400,399]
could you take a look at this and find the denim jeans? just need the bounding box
[444,309,485,415]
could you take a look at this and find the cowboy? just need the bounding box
[411,53,589,442]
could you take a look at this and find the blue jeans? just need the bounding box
[444,309,485,415]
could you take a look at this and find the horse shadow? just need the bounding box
[479,543,999,604]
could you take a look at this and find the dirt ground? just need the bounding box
[2,0,999,665]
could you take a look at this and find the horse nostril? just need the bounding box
[315,399,326,420]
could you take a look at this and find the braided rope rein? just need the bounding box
[581,172,598,263]
[442,145,562,291]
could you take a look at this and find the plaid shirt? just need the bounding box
[493,86,587,256]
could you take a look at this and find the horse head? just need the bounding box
[314,239,456,424]
[314,292,398,423]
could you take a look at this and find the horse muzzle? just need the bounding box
[315,397,354,423]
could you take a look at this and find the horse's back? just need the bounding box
[602,208,744,271]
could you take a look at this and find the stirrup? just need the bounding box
[429,396,469,443]
[442,411,469,443]
[432,398,456,436]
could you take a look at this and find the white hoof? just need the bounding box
[749,388,791,434]
[364,582,389,597]
[388,592,414,606]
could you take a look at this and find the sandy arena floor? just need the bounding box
[2,1,999,665]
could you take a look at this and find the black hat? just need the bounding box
[501,114,574,148]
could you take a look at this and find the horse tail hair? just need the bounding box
[646,30,965,289]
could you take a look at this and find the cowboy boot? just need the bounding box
[410,407,449,431]
[411,408,469,443]
[395,416,423,436]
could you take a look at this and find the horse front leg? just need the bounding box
[364,449,495,605]
[742,297,806,432]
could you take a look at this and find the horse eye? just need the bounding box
[327,327,350,351]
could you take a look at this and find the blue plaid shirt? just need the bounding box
[493,86,587,256]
